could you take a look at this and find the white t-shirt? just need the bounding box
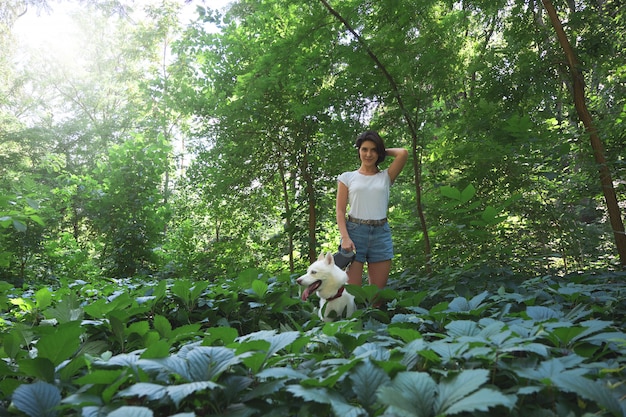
[337,169,390,220]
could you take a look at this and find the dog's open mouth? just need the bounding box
[301,280,322,301]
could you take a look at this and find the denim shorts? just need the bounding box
[346,220,393,263]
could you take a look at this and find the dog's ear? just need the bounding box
[318,253,325,261]
[325,252,334,265]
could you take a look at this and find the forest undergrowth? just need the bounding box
[1,266,625,417]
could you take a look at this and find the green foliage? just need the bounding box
[89,134,172,276]
[1,269,624,416]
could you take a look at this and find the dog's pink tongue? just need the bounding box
[301,281,321,301]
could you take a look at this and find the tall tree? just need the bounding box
[541,0,626,266]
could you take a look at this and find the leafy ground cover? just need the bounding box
[1,269,625,417]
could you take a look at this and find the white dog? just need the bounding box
[297,252,356,322]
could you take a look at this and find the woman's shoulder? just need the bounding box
[338,170,358,183]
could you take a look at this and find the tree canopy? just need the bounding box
[1,0,624,281]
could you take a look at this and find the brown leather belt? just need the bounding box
[348,215,388,226]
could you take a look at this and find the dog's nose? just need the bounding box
[296,277,303,285]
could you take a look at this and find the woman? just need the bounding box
[336,130,408,289]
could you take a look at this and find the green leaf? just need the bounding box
[460,184,476,204]
[140,340,171,359]
[17,357,55,382]
[3,330,23,359]
[152,315,172,338]
[441,388,515,415]
[377,372,436,417]
[181,345,240,381]
[526,306,562,321]
[440,185,461,201]
[350,359,391,407]
[256,367,309,381]
[107,406,154,417]
[251,279,269,298]
[480,205,499,224]
[166,381,221,407]
[435,369,489,412]
[117,382,166,402]
[37,322,83,366]
[75,369,125,385]
[35,287,53,309]
[446,320,480,337]
[286,385,331,404]
[13,219,27,232]
[12,381,61,417]
[554,375,624,416]
[240,330,300,359]
[388,326,422,343]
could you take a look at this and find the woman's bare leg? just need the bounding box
[367,260,391,289]
[346,261,364,286]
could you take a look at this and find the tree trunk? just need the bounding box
[278,157,295,272]
[541,0,626,266]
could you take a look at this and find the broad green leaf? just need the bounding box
[388,326,422,343]
[440,185,461,201]
[265,331,300,358]
[45,299,83,323]
[350,359,391,407]
[3,330,23,359]
[28,214,45,226]
[75,369,125,385]
[17,357,55,382]
[35,287,53,309]
[554,375,624,416]
[127,320,150,336]
[166,381,221,407]
[256,367,309,381]
[435,369,489,412]
[152,315,172,338]
[182,345,240,381]
[354,342,391,362]
[460,184,476,204]
[242,379,287,401]
[138,356,191,380]
[526,306,562,321]
[441,388,515,415]
[13,219,27,232]
[448,297,480,313]
[301,359,360,388]
[140,340,171,359]
[251,279,269,298]
[171,324,203,342]
[12,381,61,417]
[237,268,264,288]
[98,352,140,368]
[445,320,480,337]
[25,197,40,210]
[241,351,267,374]
[286,385,331,404]
[117,382,166,401]
[399,338,429,369]
[480,205,499,224]
[548,326,587,346]
[107,406,153,417]
[429,340,469,363]
[377,372,436,417]
[513,356,586,382]
[326,390,366,417]
[37,322,83,366]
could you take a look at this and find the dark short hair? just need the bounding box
[355,130,386,165]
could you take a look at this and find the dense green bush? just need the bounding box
[1,269,624,416]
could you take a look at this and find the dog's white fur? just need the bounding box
[297,252,356,322]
